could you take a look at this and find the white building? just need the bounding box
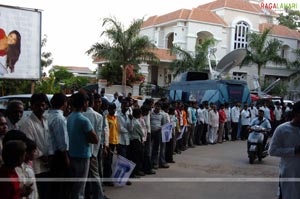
[139,0,300,97]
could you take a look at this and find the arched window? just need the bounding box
[234,21,249,49]
[167,33,174,49]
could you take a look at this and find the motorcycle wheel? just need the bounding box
[258,157,262,162]
[249,154,255,164]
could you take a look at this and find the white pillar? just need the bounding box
[98,79,107,94]
[139,62,149,83]
[132,83,140,96]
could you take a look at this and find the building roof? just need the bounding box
[263,68,297,77]
[189,8,227,26]
[197,0,276,15]
[61,66,93,74]
[142,8,227,28]
[259,23,300,40]
[142,0,279,29]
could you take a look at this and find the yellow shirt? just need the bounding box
[107,114,119,145]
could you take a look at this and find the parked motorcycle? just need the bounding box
[247,125,269,164]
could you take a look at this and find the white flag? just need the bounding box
[161,122,173,143]
[177,126,186,140]
[111,154,136,186]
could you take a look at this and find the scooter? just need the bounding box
[247,125,269,164]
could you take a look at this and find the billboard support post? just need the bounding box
[31,80,35,94]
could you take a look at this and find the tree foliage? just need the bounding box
[241,28,287,77]
[0,80,31,95]
[41,35,53,72]
[50,66,73,83]
[47,66,89,92]
[35,72,60,94]
[98,63,122,85]
[277,9,300,30]
[86,17,158,92]
[169,38,215,77]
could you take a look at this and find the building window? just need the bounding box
[167,33,174,49]
[281,45,289,59]
[234,21,249,49]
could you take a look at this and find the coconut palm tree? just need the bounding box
[241,28,287,77]
[86,17,158,93]
[169,38,215,77]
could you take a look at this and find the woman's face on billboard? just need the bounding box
[7,32,18,45]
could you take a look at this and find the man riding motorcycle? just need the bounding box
[248,109,272,149]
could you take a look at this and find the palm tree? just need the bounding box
[241,28,287,77]
[291,48,300,84]
[169,38,215,77]
[86,17,158,93]
[292,49,300,69]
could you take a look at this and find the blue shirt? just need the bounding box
[67,112,93,158]
[47,109,69,151]
[250,117,271,130]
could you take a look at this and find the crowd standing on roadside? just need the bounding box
[0,90,295,199]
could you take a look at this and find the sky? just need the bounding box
[0,0,213,71]
[0,0,298,71]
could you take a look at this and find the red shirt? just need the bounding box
[219,109,227,123]
[0,28,7,56]
[0,166,20,199]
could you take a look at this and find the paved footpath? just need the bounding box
[104,140,280,199]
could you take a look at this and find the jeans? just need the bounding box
[85,156,104,199]
[69,157,90,199]
[151,129,167,166]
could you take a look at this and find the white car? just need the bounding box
[272,99,294,106]
[0,94,53,118]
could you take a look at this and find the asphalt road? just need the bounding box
[104,140,280,199]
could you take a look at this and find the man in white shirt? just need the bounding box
[248,102,258,123]
[201,101,209,145]
[111,92,122,111]
[5,100,24,130]
[274,102,283,129]
[194,104,204,145]
[231,102,241,141]
[20,93,53,199]
[207,103,219,144]
[240,103,251,140]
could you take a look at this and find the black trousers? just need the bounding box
[103,144,117,180]
[128,139,144,175]
[194,122,203,145]
[143,133,153,172]
[200,124,208,144]
[36,171,51,199]
[240,125,249,140]
[231,122,238,141]
[165,132,175,162]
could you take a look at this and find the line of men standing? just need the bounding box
[0,90,291,199]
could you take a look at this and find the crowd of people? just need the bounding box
[0,90,296,199]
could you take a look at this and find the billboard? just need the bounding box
[0,5,41,80]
